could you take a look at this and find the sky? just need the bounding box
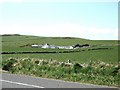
[0,0,118,40]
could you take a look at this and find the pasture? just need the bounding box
[2,34,118,64]
[1,34,119,87]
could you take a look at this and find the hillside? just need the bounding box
[1,34,119,87]
[1,34,118,64]
[2,34,118,51]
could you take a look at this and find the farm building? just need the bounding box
[31,44,39,48]
[31,43,89,49]
[41,43,58,49]
[57,46,74,49]
[41,43,50,49]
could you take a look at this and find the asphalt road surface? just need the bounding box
[0,73,117,88]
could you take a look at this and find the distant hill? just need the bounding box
[1,34,118,52]
[1,34,21,36]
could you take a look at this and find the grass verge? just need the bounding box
[2,57,120,87]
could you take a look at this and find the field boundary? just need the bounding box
[1,47,111,54]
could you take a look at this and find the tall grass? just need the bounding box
[2,57,119,87]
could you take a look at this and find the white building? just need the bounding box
[32,43,74,49]
[31,44,39,48]
[57,46,74,49]
[41,43,50,49]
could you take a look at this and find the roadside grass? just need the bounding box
[2,57,120,87]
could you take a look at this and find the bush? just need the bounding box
[73,63,82,73]
[82,65,93,74]
[2,58,119,87]
[2,59,17,71]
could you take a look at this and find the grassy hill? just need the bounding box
[1,34,119,64]
[1,34,119,87]
[2,34,118,51]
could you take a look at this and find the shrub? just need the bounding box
[2,59,17,71]
[73,63,82,73]
[2,57,119,87]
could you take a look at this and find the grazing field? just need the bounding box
[2,34,118,51]
[2,34,118,64]
[2,46,118,65]
[1,34,119,87]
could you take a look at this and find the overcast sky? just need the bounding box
[0,0,118,40]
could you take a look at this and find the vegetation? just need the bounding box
[2,35,119,64]
[2,46,118,65]
[2,57,120,87]
[2,35,118,52]
[1,34,119,87]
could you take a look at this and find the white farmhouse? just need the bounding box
[57,46,74,49]
[41,43,50,49]
[50,45,58,49]
[31,44,39,48]
[31,43,76,49]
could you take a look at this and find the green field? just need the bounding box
[1,34,119,87]
[2,35,118,52]
[2,34,119,64]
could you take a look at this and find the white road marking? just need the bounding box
[0,79,44,88]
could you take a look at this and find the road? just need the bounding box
[0,73,118,88]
